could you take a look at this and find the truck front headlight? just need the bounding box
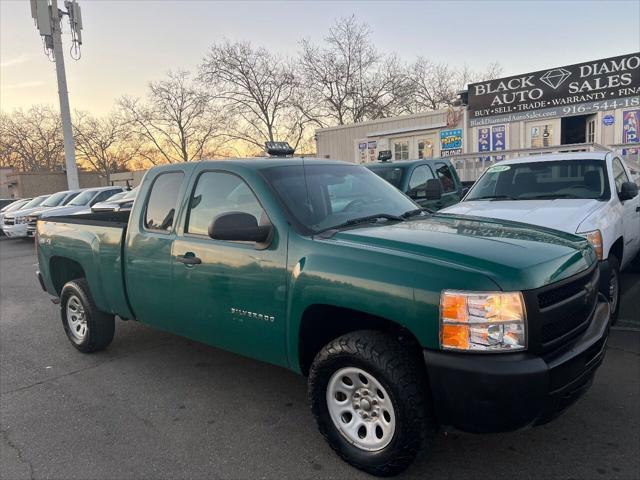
[440,291,527,352]
[578,230,603,260]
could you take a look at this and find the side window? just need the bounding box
[435,162,456,193]
[408,165,435,190]
[144,172,184,232]
[612,158,629,193]
[186,171,266,237]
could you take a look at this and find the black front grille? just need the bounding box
[538,275,593,309]
[530,265,599,353]
[541,303,591,344]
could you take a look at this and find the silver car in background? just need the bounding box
[28,186,125,236]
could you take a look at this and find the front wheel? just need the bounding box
[607,254,621,324]
[60,279,115,353]
[308,331,432,476]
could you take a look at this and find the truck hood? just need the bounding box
[25,205,62,217]
[331,213,595,291]
[39,205,86,218]
[4,206,49,219]
[441,199,603,234]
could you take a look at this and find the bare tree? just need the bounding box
[119,70,225,164]
[405,59,503,113]
[199,40,311,153]
[458,62,503,89]
[73,111,141,182]
[300,16,374,126]
[0,105,65,172]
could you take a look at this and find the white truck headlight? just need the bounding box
[440,291,527,352]
[578,230,603,260]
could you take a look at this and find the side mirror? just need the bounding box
[425,178,443,200]
[461,187,470,197]
[619,181,639,201]
[208,212,272,244]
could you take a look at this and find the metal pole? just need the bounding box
[51,0,79,189]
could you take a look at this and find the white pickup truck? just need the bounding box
[443,151,640,322]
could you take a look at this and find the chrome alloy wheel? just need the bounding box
[326,367,396,451]
[66,295,87,341]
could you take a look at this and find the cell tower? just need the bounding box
[30,0,83,189]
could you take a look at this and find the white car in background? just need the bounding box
[442,152,640,322]
[2,195,50,238]
[0,198,32,235]
[4,190,82,237]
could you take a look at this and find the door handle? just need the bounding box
[177,253,202,265]
[636,206,640,213]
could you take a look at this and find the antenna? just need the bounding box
[30,0,84,190]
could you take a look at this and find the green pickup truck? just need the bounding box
[36,159,610,476]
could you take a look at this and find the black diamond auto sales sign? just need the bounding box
[467,52,640,126]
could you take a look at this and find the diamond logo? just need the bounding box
[539,68,572,89]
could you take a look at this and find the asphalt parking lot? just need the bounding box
[1,237,639,480]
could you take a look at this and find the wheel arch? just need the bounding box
[50,256,86,295]
[609,236,623,263]
[297,304,421,376]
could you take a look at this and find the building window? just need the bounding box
[587,119,596,143]
[394,141,409,160]
[531,124,553,148]
[418,139,434,159]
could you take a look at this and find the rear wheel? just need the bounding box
[607,254,621,324]
[60,279,115,353]
[308,330,432,476]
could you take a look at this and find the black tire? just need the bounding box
[308,330,432,477]
[60,279,115,353]
[607,254,621,325]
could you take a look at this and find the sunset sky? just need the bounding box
[1,0,639,116]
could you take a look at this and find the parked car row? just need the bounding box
[1,186,133,239]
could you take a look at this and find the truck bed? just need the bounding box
[36,210,135,320]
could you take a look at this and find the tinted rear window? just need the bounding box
[370,166,404,188]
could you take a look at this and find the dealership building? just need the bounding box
[315,52,640,180]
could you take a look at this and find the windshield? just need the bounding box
[262,163,417,234]
[20,196,48,210]
[108,192,127,201]
[2,199,29,213]
[106,187,137,202]
[466,160,609,201]
[41,191,70,207]
[68,190,96,206]
[369,166,405,188]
